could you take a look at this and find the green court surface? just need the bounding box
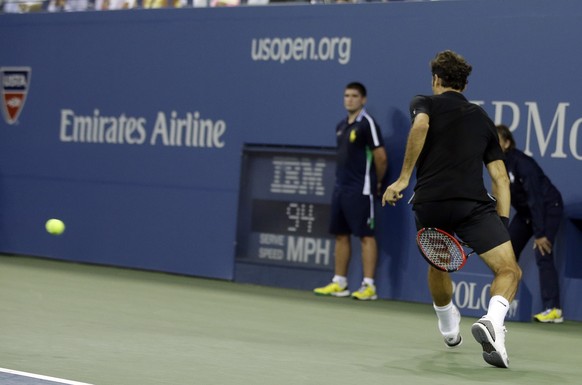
[0,254,580,385]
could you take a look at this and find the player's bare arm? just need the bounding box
[382,113,429,206]
[486,159,511,218]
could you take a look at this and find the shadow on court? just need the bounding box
[0,254,580,385]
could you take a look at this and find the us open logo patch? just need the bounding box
[1,67,31,125]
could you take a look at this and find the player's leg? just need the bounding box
[480,241,522,303]
[428,266,453,306]
[456,201,522,302]
[414,200,463,347]
[428,266,462,347]
[456,202,521,368]
[472,240,521,368]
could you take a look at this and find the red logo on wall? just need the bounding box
[1,67,31,125]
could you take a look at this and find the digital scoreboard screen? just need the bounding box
[236,145,336,270]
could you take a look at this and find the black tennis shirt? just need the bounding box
[410,91,504,203]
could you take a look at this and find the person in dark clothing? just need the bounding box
[314,82,388,301]
[497,124,564,323]
[383,50,521,369]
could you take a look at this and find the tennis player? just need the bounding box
[382,50,521,368]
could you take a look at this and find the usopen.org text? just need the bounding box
[251,36,351,65]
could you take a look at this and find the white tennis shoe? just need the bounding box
[471,315,509,368]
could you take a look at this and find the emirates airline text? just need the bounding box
[59,109,226,148]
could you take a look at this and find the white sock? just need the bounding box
[332,275,347,288]
[433,302,458,335]
[486,295,510,326]
[363,277,375,287]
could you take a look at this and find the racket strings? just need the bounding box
[418,232,465,270]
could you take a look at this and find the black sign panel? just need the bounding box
[236,145,336,270]
[251,200,331,237]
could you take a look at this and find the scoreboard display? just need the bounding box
[236,145,336,271]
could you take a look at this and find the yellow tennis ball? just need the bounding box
[45,218,65,235]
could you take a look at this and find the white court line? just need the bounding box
[0,367,94,385]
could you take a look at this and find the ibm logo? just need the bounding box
[270,157,326,196]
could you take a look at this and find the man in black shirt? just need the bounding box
[383,50,521,368]
[314,82,388,300]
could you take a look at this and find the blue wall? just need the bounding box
[1,0,581,320]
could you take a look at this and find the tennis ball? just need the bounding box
[45,218,65,235]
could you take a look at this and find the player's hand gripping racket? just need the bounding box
[416,228,475,272]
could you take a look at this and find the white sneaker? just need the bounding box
[439,305,463,348]
[471,315,509,368]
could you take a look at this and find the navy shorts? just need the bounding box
[413,199,510,255]
[329,189,376,237]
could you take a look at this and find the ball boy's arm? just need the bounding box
[373,146,388,194]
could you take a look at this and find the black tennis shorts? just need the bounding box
[413,199,510,255]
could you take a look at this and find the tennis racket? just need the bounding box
[416,228,476,272]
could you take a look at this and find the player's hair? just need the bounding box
[496,124,516,150]
[345,82,367,97]
[430,50,472,90]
